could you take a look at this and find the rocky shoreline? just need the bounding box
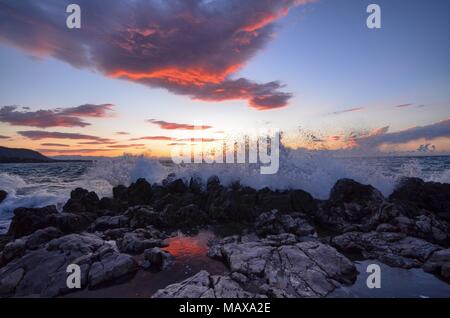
[0,175,449,298]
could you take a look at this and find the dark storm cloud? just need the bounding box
[355,119,450,148]
[0,104,113,128]
[0,0,308,110]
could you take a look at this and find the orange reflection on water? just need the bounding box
[163,231,213,258]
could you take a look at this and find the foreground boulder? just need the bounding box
[8,206,91,238]
[332,231,442,269]
[152,270,263,298]
[0,190,7,204]
[209,234,356,297]
[0,233,138,297]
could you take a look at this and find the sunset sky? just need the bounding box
[0,0,449,157]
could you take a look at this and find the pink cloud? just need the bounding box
[0,104,113,128]
[148,119,212,130]
[0,0,310,110]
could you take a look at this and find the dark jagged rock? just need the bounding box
[189,176,203,194]
[152,270,263,298]
[8,205,58,237]
[153,192,203,213]
[207,186,258,222]
[112,185,128,201]
[311,177,449,246]
[161,204,208,229]
[0,190,7,204]
[331,231,442,269]
[1,239,26,266]
[423,249,450,281]
[8,206,90,238]
[63,188,100,213]
[257,188,293,212]
[0,233,137,297]
[390,177,450,221]
[1,227,64,265]
[113,178,152,207]
[290,189,317,215]
[206,175,221,192]
[315,179,386,233]
[166,178,188,194]
[90,206,164,233]
[330,178,384,204]
[125,205,163,229]
[254,210,315,237]
[208,234,356,297]
[378,202,450,246]
[88,215,129,232]
[143,247,174,271]
[24,227,64,250]
[98,197,121,213]
[127,178,153,205]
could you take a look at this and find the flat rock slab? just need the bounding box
[208,235,357,297]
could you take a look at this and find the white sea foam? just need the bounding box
[79,146,450,199]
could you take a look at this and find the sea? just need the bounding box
[1,152,450,233]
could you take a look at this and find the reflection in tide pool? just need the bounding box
[330,260,450,298]
[163,231,213,259]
